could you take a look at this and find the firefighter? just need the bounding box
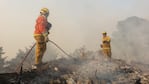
[33,8,52,68]
[100,32,111,60]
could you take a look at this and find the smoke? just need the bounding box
[2,44,144,83]
[43,43,59,61]
[28,48,122,84]
[112,16,149,64]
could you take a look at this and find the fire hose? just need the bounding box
[48,40,72,58]
[15,43,36,72]
[15,40,72,73]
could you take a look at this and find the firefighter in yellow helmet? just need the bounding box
[100,32,111,60]
[33,8,52,69]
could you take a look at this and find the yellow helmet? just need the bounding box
[40,8,49,15]
[102,32,107,34]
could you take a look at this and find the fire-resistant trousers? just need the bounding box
[102,48,111,59]
[34,35,46,65]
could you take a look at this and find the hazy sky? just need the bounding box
[1,0,149,59]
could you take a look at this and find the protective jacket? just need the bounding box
[102,36,111,49]
[34,15,51,36]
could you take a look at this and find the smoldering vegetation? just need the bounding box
[0,46,149,84]
[1,48,149,84]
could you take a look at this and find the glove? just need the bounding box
[48,31,50,34]
[100,44,103,48]
[45,37,49,42]
[103,41,106,43]
[43,32,49,42]
[103,41,109,44]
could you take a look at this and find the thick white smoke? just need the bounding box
[112,16,149,64]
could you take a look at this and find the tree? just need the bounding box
[5,46,35,72]
[0,46,7,73]
[6,43,58,72]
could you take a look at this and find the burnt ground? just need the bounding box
[1,58,149,84]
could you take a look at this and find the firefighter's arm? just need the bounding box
[43,22,52,42]
[107,37,111,42]
[103,37,111,43]
[46,22,52,31]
